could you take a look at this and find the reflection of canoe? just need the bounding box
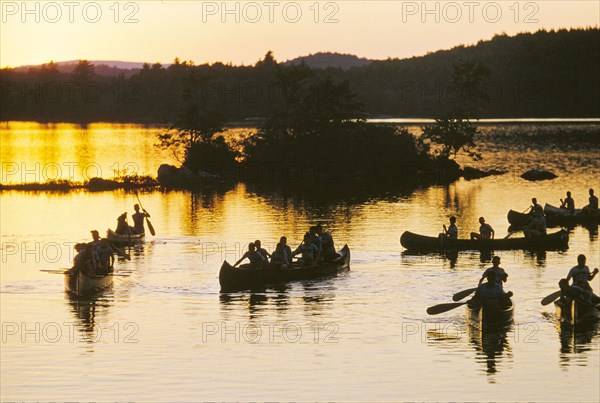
[555,299,600,326]
[507,204,600,227]
[399,230,568,251]
[219,245,350,292]
[64,270,113,296]
[106,229,145,245]
[467,301,514,329]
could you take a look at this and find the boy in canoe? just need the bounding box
[440,216,458,240]
[131,204,149,234]
[566,254,599,292]
[270,243,289,270]
[557,278,600,307]
[582,188,598,213]
[292,233,320,266]
[279,236,293,265]
[233,243,266,269]
[470,271,513,310]
[560,191,575,213]
[115,213,131,235]
[316,224,337,261]
[479,256,508,288]
[470,217,495,240]
[530,198,543,214]
[254,240,271,261]
[523,209,547,238]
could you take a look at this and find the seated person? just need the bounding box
[115,213,131,235]
[292,233,320,266]
[279,236,293,265]
[233,243,266,269]
[523,210,547,238]
[269,243,289,270]
[440,216,458,240]
[470,217,495,240]
[479,256,508,288]
[469,271,513,311]
[582,188,598,214]
[560,191,575,213]
[558,278,600,306]
[316,224,337,261]
[254,240,271,261]
[96,239,115,275]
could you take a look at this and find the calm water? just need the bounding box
[1,122,600,401]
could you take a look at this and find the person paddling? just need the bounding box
[523,209,547,238]
[560,191,575,213]
[470,217,495,240]
[479,256,508,288]
[316,224,337,260]
[270,243,289,270]
[131,204,149,235]
[470,271,513,310]
[566,254,599,292]
[530,198,543,214]
[292,233,320,266]
[254,240,271,261]
[441,216,458,240]
[233,243,266,268]
[280,236,293,264]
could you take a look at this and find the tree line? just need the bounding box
[1,28,598,123]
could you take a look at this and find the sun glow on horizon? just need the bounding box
[1,1,598,69]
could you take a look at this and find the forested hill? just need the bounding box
[1,28,598,122]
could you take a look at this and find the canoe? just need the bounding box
[106,228,145,245]
[64,269,113,296]
[544,203,600,223]
[507,205,600,227]
[399,230,568,252]
[555,299,600,326]
[219,244,350,292]
[467,301,514,330]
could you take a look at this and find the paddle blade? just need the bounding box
[452,287,478,301]
[426,302,467,315]
[146,218,156,236]
[541,290,562,306]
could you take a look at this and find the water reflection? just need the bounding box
[65,291,114,343]
[468,325,513,379]
[558,322,600,367]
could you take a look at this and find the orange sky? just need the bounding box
[1,1,598,68]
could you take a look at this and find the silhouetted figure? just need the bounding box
[233,243,266,268]
[470,217,495,240]
[560,191,575,213]
[479,256,508,288]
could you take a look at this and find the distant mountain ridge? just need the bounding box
[283,52,373,69]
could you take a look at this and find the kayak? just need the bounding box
[219,245,350,292]
[106,229,145,245]
[400,230,568,251]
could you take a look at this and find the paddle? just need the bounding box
[135,191,156,236]
[452,287,478,301]
[109,243,131,261]
[426,301,468,315]
[503,230,518,240]
[541,290,562,306]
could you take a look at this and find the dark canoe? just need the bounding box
[219,245,350,292]
[399,230,568,252]
[555,299,600,326]
[64,270,113,296]
[507,204,600,227]
[106,229,145,245]
[467,301,514,330]
[544,203,600,224]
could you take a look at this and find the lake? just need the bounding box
[1,121,599,401]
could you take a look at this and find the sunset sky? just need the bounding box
[1,0,598,68]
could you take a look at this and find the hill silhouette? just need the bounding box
[1,27,598,122]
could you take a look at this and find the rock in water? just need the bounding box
[521,169,558,181]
